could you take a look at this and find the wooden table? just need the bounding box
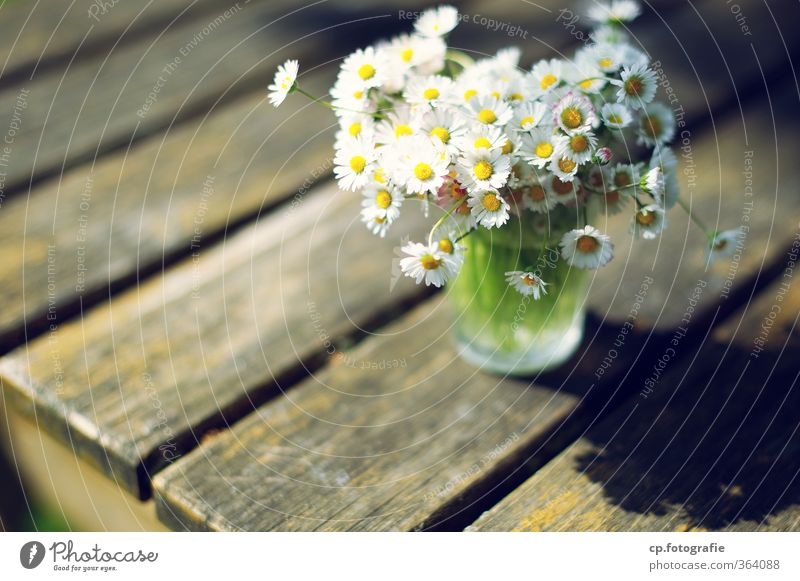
[0,0,798,532]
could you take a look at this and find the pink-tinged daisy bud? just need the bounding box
[595,147,613,166]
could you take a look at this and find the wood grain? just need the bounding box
[0,179,432,497]
[152,298,580,531]
[0,0,226,85]
[0,0,439,194]
[469,272,800,531]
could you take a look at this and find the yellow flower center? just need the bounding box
[474,160,494,181]
[414,162,433,181]
[395,124,413,138]
[636,210,656,226]
[520,115,534,127]
[624,77,643,96]
[348,122,361,137]
[607,114,622,124]
[714,239,728,251]
[464,89,477,102]
[430,126,450,143]
[570,135,588,152]
[358,64,376,80]
[420,254,442,270]
[481,192,501,211]
[522,274,537,286]
[560,107,583,129]
[540,73,557,90]
[576,235,599,253]
[438,238,454,254]
[579,79,594,90]
[349,155,366,173]
[552,177,573,195]
[353,90,364,99]
[529,185,546,202]
[535,142,554,158]
[614,172,631,187]
[599,57,614,68]
[375,190,392,209]
[510,92,524,101]
[423,88,440,100]
[558,158,577,173]
[400,48,414,62]
[501,139,513,155]
[490,91,501,99]
[473,137,492,149]
[374,168,386,184]
[642,114,662,138]
[478,109,497,124]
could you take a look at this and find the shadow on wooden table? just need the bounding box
[567,322,800,530]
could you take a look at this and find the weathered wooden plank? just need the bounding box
[0,0,439,195]
[151,297,580,531]
[469,271,800,531]
[0,0,226,86]
[0,179,431,498]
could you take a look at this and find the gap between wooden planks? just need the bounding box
[0,0,788,508]
[150,81,800,530]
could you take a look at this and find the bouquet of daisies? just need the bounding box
[269,2,740,298]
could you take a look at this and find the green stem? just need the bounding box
[294,86,390,119]
[676,196,713,238]
[428,200,463,246]
[445,49,476,71]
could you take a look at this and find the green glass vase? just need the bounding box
[447,207,589,375]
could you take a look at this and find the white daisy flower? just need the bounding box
[601,102,633,129]
[707,228,744,262]
[554,129,598,164]
[530,58,563,95]
[522,182,557,213]
[361,213,392,238]
[329,76,375,116]
[397,135,451,195]
[466,95,514,126]
[637,102,676,146]
[414,5,459,38]
[403,74,453,106]
[607,162,640,193]
[564,60,607,94]
[467,189,511,229]
[612,64,658,109]
[457,123,507,153]
[434,234,465,276]
[335,114,375,146]
[560,225,614,269]
[420,108,466,154]
[361,186,403,222]
[340,46,387,91]
[374,107,420,145]
[511,101,547,132]
[267,59,299,107]
[650,146,680,208]
[385,33,444,71]
[399,241,450,287]
[520,128,557,168]
[505,271,549,299]
[549,155,580,182]
[553,92,597,134]
[333,136,376,191]
[438,174,478,232]
[587,0,642,24]
[576,43,623,73]
[549,174,582,203]
[457,148,512,192]
[630,203,666,239]
[640,166,665,200]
